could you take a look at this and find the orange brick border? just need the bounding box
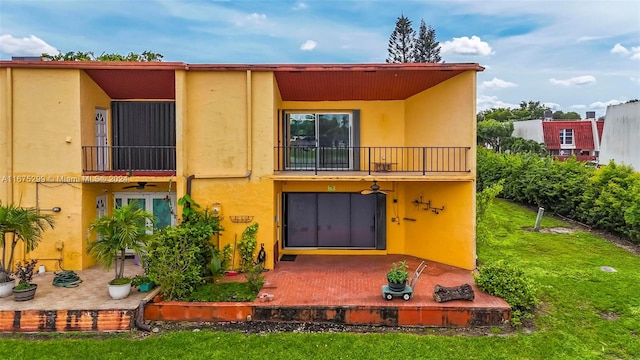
[0,309,135,332]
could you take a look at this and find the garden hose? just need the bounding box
[52,270,82,288]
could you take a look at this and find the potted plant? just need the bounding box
[87,201,154,300]
[131,274,155,292]
[386,260,409,291]
[0,202,55,298]
[12,259,38,301]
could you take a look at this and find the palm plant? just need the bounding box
[87,201,154,282]
[0,201,55,283]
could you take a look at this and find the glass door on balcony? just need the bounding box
[286,112,352,170]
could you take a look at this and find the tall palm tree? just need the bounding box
[0,201,55,282]
[87,201,154,281]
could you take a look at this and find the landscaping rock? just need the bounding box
[433,284,475,303]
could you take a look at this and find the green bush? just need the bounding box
[245,264,265,293]
[237,223,258,272]
[478,149,640,243]
[146,226,205,300]
[476,180,504,244]
[474,260,539,325]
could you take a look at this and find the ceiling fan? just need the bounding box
[122,182,157,190]
[360,180,392,195]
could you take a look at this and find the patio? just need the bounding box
[1,255,510,332]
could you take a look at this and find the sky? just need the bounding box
[1,0,639,117]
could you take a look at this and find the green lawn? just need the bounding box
[1,200,639,359]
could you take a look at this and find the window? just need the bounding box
[559,129,573,145]
[284,111,360,170]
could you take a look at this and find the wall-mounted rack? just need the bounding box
[412,195,445,214]
[230,215,254,223]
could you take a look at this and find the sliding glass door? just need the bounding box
[286,112,352,170]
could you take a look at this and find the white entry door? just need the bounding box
[95,108,109,171]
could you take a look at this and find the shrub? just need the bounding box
[245,264,265,293]
[146,226,204,300]
[476,180,504,244]
[237,223,258,272]
[474,260,539,325]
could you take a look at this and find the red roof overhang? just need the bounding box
[0,61,484,101]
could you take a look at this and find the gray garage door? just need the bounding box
[284,193,386,249]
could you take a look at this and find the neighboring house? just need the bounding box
[512,115,604,162]
[0,60,482,271]
[599,101,640,170]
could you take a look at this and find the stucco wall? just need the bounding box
[599,102,640,170]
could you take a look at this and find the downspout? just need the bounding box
[185,70,253,196]
[5,68,14,203]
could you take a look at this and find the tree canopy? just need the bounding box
[552,110,581,120]
[42,51,163,62]
[386,14,416,63]
[477,101,550,122]
[413,20,441,63]
[387,15,441,63]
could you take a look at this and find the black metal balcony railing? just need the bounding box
[274,146,470,175]
[82,146,176,173]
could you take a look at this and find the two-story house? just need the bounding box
[0,60,482,271]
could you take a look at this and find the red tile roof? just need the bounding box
[0,61,483,101]
[596,120,605,141]
[542,120,596,150]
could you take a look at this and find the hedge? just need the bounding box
[477,148,640,243]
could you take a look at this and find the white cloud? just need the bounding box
[293,2,307,10]
[571,104,587,110]
[611,43,629,54]
[549,75,596,87]
[247,13,266,20]
[611,43,640,60]
[589,100,622,109]
[476,95,517,112]
[0,34,58,56]
[481,77,517,89]
[440,36,492,56]
[300,40,317,51]
[543,102,562,110]
[577,36,606,42]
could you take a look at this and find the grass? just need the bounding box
[1,199,639,359]
[186,281,258,302]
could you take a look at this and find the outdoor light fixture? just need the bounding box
[412,195,445,214]
[42,207,62,213]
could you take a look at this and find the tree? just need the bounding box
[0,202,55,282]
[413,20,441,63]
[477,101,550,123]
[87,201,154,281]
[386,14,416,63]
[552,111,581,120]
[477,119,514,152]
[42,51,163,62]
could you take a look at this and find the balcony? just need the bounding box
[82,146,176,175]
[274,146,470,175]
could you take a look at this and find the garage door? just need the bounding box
[284,193,386,249]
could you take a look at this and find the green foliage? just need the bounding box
[552,110,581,119]
[386,14,416,63]
[238,223,259,272]
[177,194,200,222]
[477,119,514,152]
[245,265,265,293]
[476,180,504,243]
[477,101,549,122]
[42,51,163,62]
[501,137,547,155]
[474,260,539,325]
[109,277,132,286]
[0,201,54,282]
[187,281,259,302]
[386,260,409,284]
[209,244,233,283]
[131,275,152,287]
[477,149,640,243]
[145,225,204,301]
[87,201,152,280]
[413,19,441,63]
[146,199,223,300]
